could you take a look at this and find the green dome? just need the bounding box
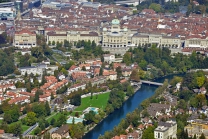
[112,19,120,25]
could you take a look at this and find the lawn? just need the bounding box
[46,113,62,123]
[75,92,110,112]
[22,125,30,132]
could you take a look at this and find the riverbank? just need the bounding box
[82,83,154,139]
[82,83,141,137]
[83,73,184,139]
[98,79,169,139]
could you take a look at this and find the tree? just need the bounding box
[0,50,15,76]
[32,103,46,118]
[84,111,96,125]
[200,133,205,139]
[25,112,37,126]
[52,41,55,45]
[3,113,12,124]
[34,89,43,102]
[99,67,103,76]
[45,101,51,116]
[65,61,74,70]
[139,60,148,70]
[149,3,162,13]
[82,66,86,71]
[34,127,41,135]
[123,52,132,66]
[197,76,205,88]
[31,47,42,59]
[142,126,155,139]
[50,118,56,126]
[55,114,66,127]
[170,76,182,87]
[127,85,134,96]
[116,66,122,78]
[11,123,22,137]
[101,55,104,62]
[130,69,140,82]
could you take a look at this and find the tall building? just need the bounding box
[154,120,177,139]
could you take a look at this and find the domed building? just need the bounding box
[102,18,130,55]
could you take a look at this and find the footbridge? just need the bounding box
[140,80,163,86]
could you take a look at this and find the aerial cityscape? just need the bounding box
[0,0,208,138]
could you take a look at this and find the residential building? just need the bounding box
[154,120,177,139]
[103,70,117,80]
[147,103,171,117]
[103,54,115,63]
[66,83,86,95]
[112,131,142,139]
[51,124,70,139]
[14,29,37,49]
[68,65,80,75]
[184,120,208,139]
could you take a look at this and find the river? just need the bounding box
[83,74,183,139]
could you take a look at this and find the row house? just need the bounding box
[45,76,58,83]
[5,92,17,99]
[31,88,38,94]
[0,84,16,92]
[66,83,86,95]
[50,79,68,92]
[43,89,56,97]
[8,96,30,105]
[39,93,51,102]
[19,92,35,98]
[41,82,54,90]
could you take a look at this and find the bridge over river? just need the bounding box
[140,80,163,86]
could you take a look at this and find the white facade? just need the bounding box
[154,121,177,139]
[103,54,115,63]
[18,67,44,76]
[66,83,86,95]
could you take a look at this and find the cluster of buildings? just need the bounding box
[3,2,204,54]
[0,74,68,105]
